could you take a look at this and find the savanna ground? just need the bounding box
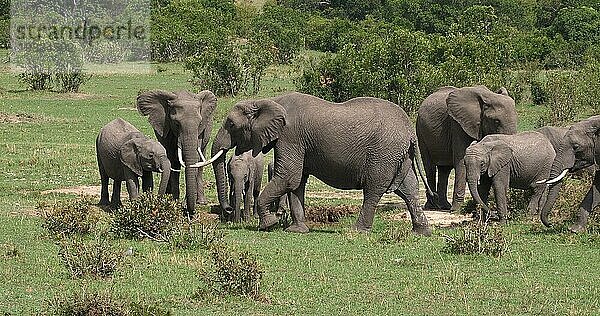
[1,47,599,315]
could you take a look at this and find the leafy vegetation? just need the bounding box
[40,198,100,238]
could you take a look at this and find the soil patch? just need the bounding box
[41,185,123,198]
[385,210,473,228]
[0,112,37,124]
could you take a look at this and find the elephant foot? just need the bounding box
[196,199,208,206]
[258,213,279,231]
[423,200,438,210]
[411,224,432,237]
[98,198,110,206]
[568,223,587,233]
[285,222,309,233]
[352,224,371,233]
[450,200,462,212]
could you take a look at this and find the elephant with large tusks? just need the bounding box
[96,118,171,207]
[137,90,218,214]
[417,85,517,211]
[538,116,600,232]
[464,132,555,222]
[210,92,432,235]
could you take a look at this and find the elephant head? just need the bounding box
[540,116,600,226]
[447,86,517,140]
[211,99,286,213]
[137,89,218,212]
[464,139,513,214]
[120,137,171,195]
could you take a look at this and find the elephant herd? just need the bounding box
[95,85,600,235]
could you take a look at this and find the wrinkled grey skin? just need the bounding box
[211,92,431,235]
[96,118,171,207]
[540,117,600,232]
[417,85,517,211]
[465,132,555,222]
[267,161,290,217]
[227,150,264,222]
[137,90,217,214]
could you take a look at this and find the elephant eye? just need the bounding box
[149,152,154,158]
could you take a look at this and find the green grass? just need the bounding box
[1,49,600,315]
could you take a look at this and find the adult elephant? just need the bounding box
[210,92,432,235]
[539,117,600,232]
[137,90,219,214]
[416,85,517,211]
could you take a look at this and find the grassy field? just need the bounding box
[1,49,600,315]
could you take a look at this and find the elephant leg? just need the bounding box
[99,165,110,206]
[492,177,509,223]
[125,177,140,201]
[451,158,467,211]
[421,149,438,209]
[256,177,296,230]
[394,162,431,236]
[286,177,309,233]
[528,185,547,217]
[141,171,153,193]
[570,170,600,232]
[111,180,122,208]
[437,166,453,210]
[244,181,253,222]
[167,169,180,200]
[195,166,207,205]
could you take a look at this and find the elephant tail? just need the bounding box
[411,138,436,199]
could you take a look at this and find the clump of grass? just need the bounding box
[57,235,123,279]
[1,243,18,259]
[40,198,99,237]
[111,193,184,241]
[305,205,359,223]
[47,289,171,315]
[198,244,265,302]
[443,221,508,258]
[376,222,412,244]
[169,220,225,250]
[507,188,535,219]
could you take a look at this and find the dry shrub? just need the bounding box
[305,205,359,223]
[168,220,224,251]
[1,243,18,259]
[443,221,509,258]
[40,198,100,237]
[47,289,171,315]
[57,236,123,279]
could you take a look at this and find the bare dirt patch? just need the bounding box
[0,112,37,124]
[385,210,473,228]
[41,185,122,198]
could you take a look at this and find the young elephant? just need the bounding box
[96,118,171,206]
[464,131,555,221]
[227,150,264,222]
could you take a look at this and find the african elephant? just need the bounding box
[267,161,290,217]
[227,150,264,222]
[539,116,600,232]
[417,85,517,211]
[210,92,431,235]
[137,90,218,214]
[96,118,171,206]
[464,132,555,222]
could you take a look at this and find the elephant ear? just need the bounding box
[488,143,513,177]
[137,90,177,138]
[249,99,287,156]
[446,87,486,140]
[197,90,218,145]
[120,138,143,177]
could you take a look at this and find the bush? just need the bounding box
[443,221,508,258]
[198,244,264,301]
[40,198,99,237]
[169,220,224,250]
[47,289,171,316]
[57,236,124,279]
[304,205,359,223]
[536,71,582,127]
[111,193,184,241]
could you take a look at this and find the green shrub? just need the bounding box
[111,193,184,241]
[199,245,264,301]
[40,198,99,237]
[536,71,582,127]
[443,221,508,258]
[47,289,171,316]
[506,188,535,219]
[57,236,124,279]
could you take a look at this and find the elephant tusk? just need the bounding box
[546,169,569,185]
[188,149,224,168]
[177,147,186,168]
[170,168,181,172]
[198,147,207,162]
[535,179,547,184]
[158,168,163,173]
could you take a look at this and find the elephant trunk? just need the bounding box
[181,133,201,214]
[157,158,171,196]
[467,177,492,215]
[232,180,244,223]
[540,145,575,227]
[212,128,233,214]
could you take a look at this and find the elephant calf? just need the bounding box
[96,118,171,207]
[464,131,555,222]
[227,150,264,222]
